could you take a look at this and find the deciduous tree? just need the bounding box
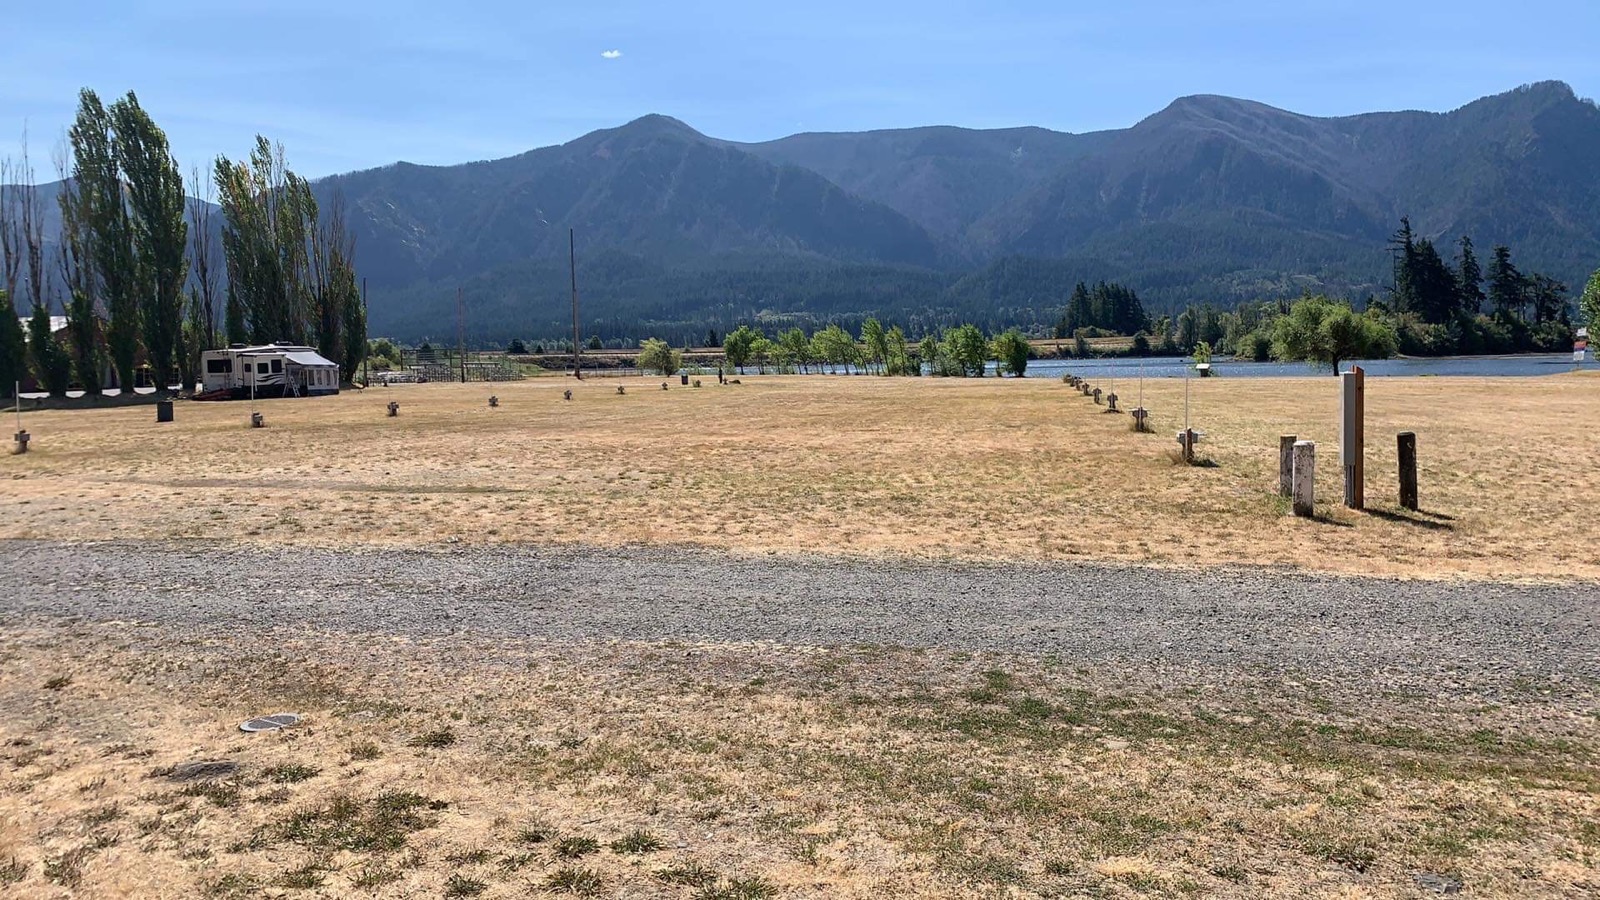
[1271,296,1397,375]
[112,92,188,392]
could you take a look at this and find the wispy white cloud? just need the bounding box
[601,49,622,59]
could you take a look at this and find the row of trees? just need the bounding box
[1053,281,1151,338]
[629,320,1035,378]
[0,88,367,399]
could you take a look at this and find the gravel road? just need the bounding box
[3,541,1597,698]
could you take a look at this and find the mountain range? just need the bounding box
[12,82,1600,344]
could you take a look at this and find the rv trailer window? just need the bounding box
[270,359,283,374]
[257,362,269,375]
[206,359,232,374]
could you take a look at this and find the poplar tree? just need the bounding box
[28,304,71,396]
[112,93,188,392]
[69,89,140,392]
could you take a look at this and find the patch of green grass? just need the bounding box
[179,781,242,808]
[555,835,600,859]
[350,861,400,889]
[611,828,665,854]
[695,876,779,900]
[1298,834,1378,873]
[443,874,488,897]
[274,863,326,889]
[205,872,264,898]
[547,866,604,895]
[348,742,382,761]
[445,847,490,865]
[656,860,719,887]
[262,763,320,784]
[409,727,457,749]
[271,790,448,854]
[498,852,536,873]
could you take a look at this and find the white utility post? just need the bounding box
[1292,440,1316,517]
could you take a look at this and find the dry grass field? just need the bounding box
[4,371,1599,579]
[2,620,1596,899]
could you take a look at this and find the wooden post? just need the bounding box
[1398,432,1418,511]
[1340,366,1365,509]
[1292,440,1315,517]
[1279,435,1297,497]
[387,402,399,417]
[12,431,28,454]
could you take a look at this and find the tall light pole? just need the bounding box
[570,228,581,379]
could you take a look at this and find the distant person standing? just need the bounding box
[717,366,725,385]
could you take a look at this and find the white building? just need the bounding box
[200,343,341,399]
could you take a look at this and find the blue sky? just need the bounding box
[4,0,1598,180]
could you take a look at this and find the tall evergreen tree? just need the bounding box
[27,303,71,396]
[1527,274,1568,325]
[1388,217,1417,315]
[0,291,25,398]
[69,88,140,392]
[1486,245,1526,322]
[1409,239,1459,323]
[112,92,188,393]
[1455,236,1485,315]
[1059,282,1092,336]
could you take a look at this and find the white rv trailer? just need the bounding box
[200,343,341,399]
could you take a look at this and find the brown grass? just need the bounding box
[1,622,1594,898]
[5,372,1598,579]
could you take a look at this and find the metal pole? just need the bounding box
[457,287,465,383]
[14,381,20,432]
[361,277,369,386]
[570,228,581,379]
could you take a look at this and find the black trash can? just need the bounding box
[156,400,174,423]
[680,373,689,385]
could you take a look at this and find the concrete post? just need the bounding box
[1292,440,1315,517]
[1092,388,1103,405]
[1398,432,1418,511]
[1340,366,1365,509]
[1279,435,1298,497]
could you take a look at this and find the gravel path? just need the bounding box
[3,541,1597,696]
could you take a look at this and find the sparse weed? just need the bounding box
[556,835,600,859]
[611,828,665,854]
[44,674,72,690]
[180,781,242,808]
[274,863,326,889]
[348,741,382,761]
[43,846,90,886]
[443,873,488,897]
[0,857,27,884]
[547,866,604,895]
[516,819,555,844]
[657,861,719,886]
[409,728,457,748]
[262,763,320,783]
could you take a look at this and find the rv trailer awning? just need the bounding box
[284,351,338,367]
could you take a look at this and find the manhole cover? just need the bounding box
[239,713,302,733]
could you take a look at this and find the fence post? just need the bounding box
[1292,440,1315,518]
[1398,432,1418,511]
[1279,435,1297,497]
[1340,366,1365,510]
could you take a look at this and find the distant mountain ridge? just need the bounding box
[10,82,1599,344]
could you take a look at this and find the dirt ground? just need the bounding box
[1,620,1595,899]
[4,372,1599,580]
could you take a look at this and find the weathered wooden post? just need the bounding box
[250,412,264,428]
[616,385,625,395]
[1092,387,1103,405]
[488,395,499,408]
[1292,440,1315,517]
[1131,407,1149,432]
[1106,392,1119,412]
[1398,431,1418,511]
[563,389,572,401]
[1278,435,1298,497]
[1340,366,1365,509]
[12,430,28,454]
[387,401,399,417]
